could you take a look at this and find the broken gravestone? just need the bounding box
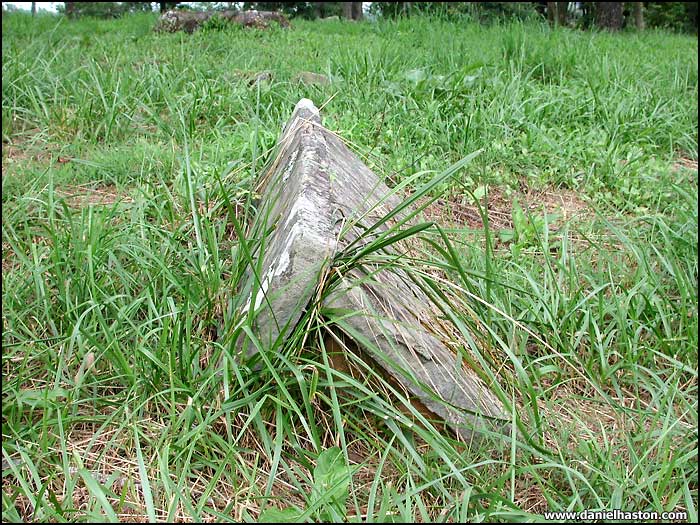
[237,99,508,440]
[154,10,290,34]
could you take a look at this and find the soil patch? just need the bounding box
[421,185,591,231]
[55,184,134,207]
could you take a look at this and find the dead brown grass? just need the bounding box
[5,416,236,522]
[420,184,590,231]
[0,396,413,523]
[2,241,16,273]
[1,130,56,168]
[673,157,698,172]
[54,184,134,207]
[534,380,693,473]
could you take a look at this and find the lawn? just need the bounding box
[2,10,698,522]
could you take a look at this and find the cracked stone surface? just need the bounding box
[238,98,507,439]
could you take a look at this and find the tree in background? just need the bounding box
[312,2,342,18]
[160,2,179,13]
[51,1,697,31]
[63,2,77,18]
[546,2,568,26]
[594,2,623,30]
[239,2,340,19]
[369,2,539,22]
[62,2,154,18]
[339,2,363,20]
[351,2,363,20]
[366,2,696,32]
[576,2,695,32]
[368,2,404,17]
[644,2,697,33]
[633,2,645,29]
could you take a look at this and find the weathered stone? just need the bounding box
[294,71,332,86]
[154,9,290,34]
[237,100,334,356]
[238,99,507,440]
[250,70,273,86]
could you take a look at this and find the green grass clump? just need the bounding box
[2,10,697,522]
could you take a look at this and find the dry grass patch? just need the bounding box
[2,241,17,273]
[54,184,134,208]
[537,381,693,464]
[673,157,698,172]
[1,130,61,169]
[420,184,590,231]
[20,419,231,522]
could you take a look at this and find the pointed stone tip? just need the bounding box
[282,98,322,135]
[294,98,319,114]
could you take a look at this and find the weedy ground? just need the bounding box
[2,11,698,523]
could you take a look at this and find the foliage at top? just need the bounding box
[32,1,699,32]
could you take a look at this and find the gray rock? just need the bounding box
[238,99,507,440]
[237,100,334,356]
[250,70,273,86]
[154,9,290,34]
[294,71,331,86]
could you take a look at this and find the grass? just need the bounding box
[2,10,698,523]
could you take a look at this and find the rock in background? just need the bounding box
[154,10,290,33]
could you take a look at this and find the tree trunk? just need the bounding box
[547,2,567,26]
[556,1,568,25]
[633,2,645,30]
[534,1,547,17]
[31,2,36,16]
[341,2,352,19]
[159,2,179,14]
[64,2,77,18]
[351,2,363,20]
[594,2,623,31]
